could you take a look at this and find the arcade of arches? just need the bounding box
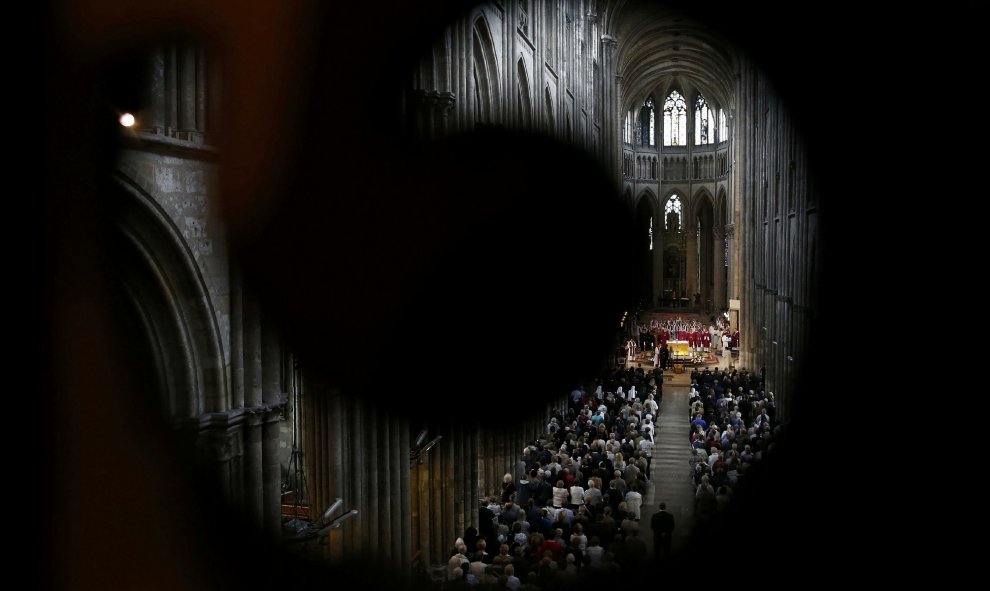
[45,1,822,589]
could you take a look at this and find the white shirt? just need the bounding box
[624,490,643,519]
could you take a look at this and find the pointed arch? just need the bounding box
[694,189,716,310]
[663,89,687,146]
[640,95,656,146]
[634,187,658,213]
[661,190,683,231]
[545,85,555,134]
[634,189,659,306]
[716,186,728,228]
[516,57,531,127]
[693,187,715,219]
[694,93,715,145]
[473,16,501,124]
[109,175,228,418]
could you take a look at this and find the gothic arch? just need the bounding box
[694,189,716,310]
[692,187,715,219]
[545,85,555,134]
[716,186,728,228]
[634,187,657,213]
[473,16,501,124]
[634,190,658,306]
[516,57,531,127]
[109,175,228,419]
[660,188,682,211]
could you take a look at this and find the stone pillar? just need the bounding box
[146,44,165,132]
[438,92,455,136]
[261,322,281,539]
[243,293,263,530]
[350,400,365,557]
[163,43,178,132]
[456,18,466,129]
[365,407,380,553]
[230,267,244,409]
[196,48,207,133]
[714,227,726,310]
[328,388,345,561]
[375,414,390,563]
[685,231,698,306]
[602,34,619,182]
[655,214,664,306]
[178,44,197,132]
[398,417,412,573]
[452,425,465,550]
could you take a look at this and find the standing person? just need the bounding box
[721,332,730,357]
[501,473,517,504]
[650,502,675,561]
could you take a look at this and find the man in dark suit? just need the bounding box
[650,502,675,561]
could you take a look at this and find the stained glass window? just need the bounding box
[664,194,682,230]
[641,99,655,146]
[663,90,687,146]
[695,95,714,145]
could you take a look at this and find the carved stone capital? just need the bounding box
[724,224,735,238]
[436,91,456,116]
[198,427,243,462]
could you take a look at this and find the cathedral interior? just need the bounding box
[37,0,859,588]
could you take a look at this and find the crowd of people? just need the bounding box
[441,365,670,589]
[627,314,739,366]
[431,337,784,590]
[685,366,777,524]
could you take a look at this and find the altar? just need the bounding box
[668,340,690,358]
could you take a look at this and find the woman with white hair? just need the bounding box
[501,473,516,504]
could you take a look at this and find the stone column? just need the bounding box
[714,226,726,310]
[230,267,244,409]
[163,43,178,132]
[365,406,380,552]
[146,44,165,132]
[685,231,698,306]
[178,44,197,132]
[261,322,282,539]
[243,292,263,530]
[398,417,412,573]
[602,34,619,182]
[196,48,207,133]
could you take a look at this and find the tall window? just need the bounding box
[641,99,655,146]
[663,90,687,146]
[624,111,632,143]
[649,216,653,250]
[695,95,714,145]
[719,108,727,143]
[664,194,682,230]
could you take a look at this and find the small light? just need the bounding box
[119,113,135,127]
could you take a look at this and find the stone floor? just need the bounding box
[637,381,694,560]
[630,347,738,562]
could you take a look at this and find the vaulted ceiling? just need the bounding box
[604,0,736,112]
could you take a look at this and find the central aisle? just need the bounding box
[639,383,695,561]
